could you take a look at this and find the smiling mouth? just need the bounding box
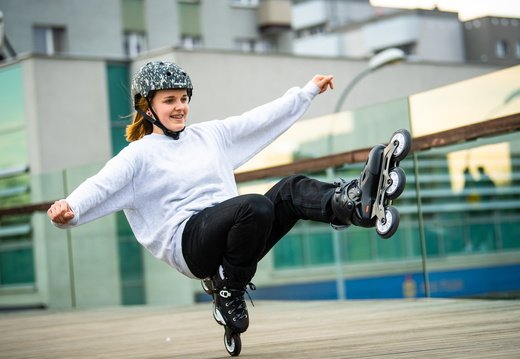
[170,115,184,121]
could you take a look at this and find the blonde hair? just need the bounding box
[125,97,153,142]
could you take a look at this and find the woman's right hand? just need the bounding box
[47,200,75,225]
[312,74,334,94]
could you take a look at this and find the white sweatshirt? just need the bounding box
[58,81,320,278]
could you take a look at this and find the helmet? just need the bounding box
[131,61,193,102]
[130,61,193,140]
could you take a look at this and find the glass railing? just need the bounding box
[409,64,520,137]
[1,65,519,308]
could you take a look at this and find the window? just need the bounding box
[516,41,520,59]
[295,24,326,39]
[181,35,202,50]
[234,38,271,53]
[495,40,508,58]
[122,0,146,56]
[179,1,201,38]
[124,31,147,56]
[33,26,66,55]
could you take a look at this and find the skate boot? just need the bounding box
[331,129,412,239]
[201,268,256,356]
[211,270,254,334]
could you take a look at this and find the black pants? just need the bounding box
[181,174,336,284]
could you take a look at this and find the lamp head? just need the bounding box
[369,48,406,71]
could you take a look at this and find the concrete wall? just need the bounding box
[0,0,124,57]
[417,16,464,63]
[145,0,180,50]
[161,49,499,121]
[22,57,113,174]
[200,1,258,50]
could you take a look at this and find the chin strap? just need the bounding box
[135,104,184,140]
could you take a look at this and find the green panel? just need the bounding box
[0,64,26,131]
[0,64,28,168]
[416,130,520,260]
[121,283,146,305]
[442,222,466,254]
[0,129,28,169]
[106,64,131,119]
[106,63,144,304]
[343,228,372,262]
[274,234,304,268]
[0,173,30,208]
[468,221,497,253]
[306,231,333,265]
[179,2,201,36]
[0,247,35,285]
[122,0,146,32]
[106,62,131,153]
[501,221,520,250]
[118,230,145,305]
[376,229,410,260]
[0,63,34,288]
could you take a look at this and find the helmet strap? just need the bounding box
[135,99,185,140]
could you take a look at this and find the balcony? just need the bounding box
[257,0,291,34]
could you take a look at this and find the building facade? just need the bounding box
[0,0,292,59]
[0,47,505,308]
[2,0,519,66]
[463,16,520,65]
[0,0,518,309]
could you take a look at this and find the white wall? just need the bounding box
[23,57,112,175]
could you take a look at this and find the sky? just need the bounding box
[370,0,520,20]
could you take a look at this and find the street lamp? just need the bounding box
[334,48,406,113]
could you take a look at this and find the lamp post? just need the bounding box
[334,48,406,113]
[330,48,405,300]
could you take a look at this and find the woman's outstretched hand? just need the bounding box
[47,200,75,225]
[312,74,334,94]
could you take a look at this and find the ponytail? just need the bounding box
[125,97,153,142]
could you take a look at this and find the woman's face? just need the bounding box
[149,88,190,134]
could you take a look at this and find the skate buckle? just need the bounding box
[219,289,232,298]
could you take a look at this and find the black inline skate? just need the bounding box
[201,271,256,357]
[331,129,412,238]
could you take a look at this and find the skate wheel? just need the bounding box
[385,167,406,200]
[390,129,412,162]
[376,206,400,239]
[224,329,241,357]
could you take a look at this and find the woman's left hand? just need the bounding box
[312,74,334,94]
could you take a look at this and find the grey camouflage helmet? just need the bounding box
[131,61,193,101]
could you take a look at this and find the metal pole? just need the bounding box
[62,170,77,308]
[413,153,431,297]
[334,68,371,113]
[327,167,346,300]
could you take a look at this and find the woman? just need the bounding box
[48,61,374,334]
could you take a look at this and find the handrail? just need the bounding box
[235,112,520,182]
[0,112,519,218]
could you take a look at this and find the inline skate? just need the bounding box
[332,129,412,238]
[201,274,255,357]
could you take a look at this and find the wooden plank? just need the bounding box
[1,299,519,358]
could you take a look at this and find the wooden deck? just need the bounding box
[1,299,519,358]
